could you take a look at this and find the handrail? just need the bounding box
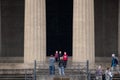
[34,60,90,80]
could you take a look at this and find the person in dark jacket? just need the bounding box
[58,57,65,76]
[58,51,62,61]
[111,54,118,71]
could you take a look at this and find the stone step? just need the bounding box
[0,69,33,80]
[0,74,33,80]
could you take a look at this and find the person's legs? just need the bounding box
[64,60,67,68]
[52,65,55,75]
[58,67,61,75]
[111,66,114,72]
[49,66,52,75]
[99,76,102,80]
[55,58,58,62]
[96,76,98,80]
[61,67,65,75]
[65,60,67,68]
[110,77,112,80]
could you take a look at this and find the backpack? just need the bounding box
[115,57,118,65]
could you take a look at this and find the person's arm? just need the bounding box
[108,72,113,77]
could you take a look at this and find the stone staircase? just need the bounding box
[0,57,119,80]
[0,69,33,80]
[35,61,88,80]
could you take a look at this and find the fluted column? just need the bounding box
[73,0,95,64]
[0,1,1,56]
[24,0,46,63]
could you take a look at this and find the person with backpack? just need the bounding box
[111,54,118,71]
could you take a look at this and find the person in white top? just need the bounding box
[105,67,112,80]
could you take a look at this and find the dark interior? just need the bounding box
[46,0,73,56]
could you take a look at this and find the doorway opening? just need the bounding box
[46,0,73,56]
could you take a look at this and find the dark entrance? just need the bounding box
[46,0,73,56]
[94,0,118,57]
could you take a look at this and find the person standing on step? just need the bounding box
[105,67,113,80]
[96,65,103,80]
[58,57,65,76]
[58,51,62,61]
[49,55,55,75]
[63,52,68,68]
[54,51,59,62]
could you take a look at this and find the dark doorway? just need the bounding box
[94,0,118,57]
[0,0,24,57]
[46,0,73,56]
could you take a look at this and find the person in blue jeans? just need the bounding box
[49,55,55,75]
[58,57,65,76]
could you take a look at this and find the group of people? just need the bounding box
[96,53,119,80]
[49,52,119,79]
[49,51,68,76]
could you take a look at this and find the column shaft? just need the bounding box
[24,0,46,63]
[73,0,95,64]
[0,1,1,56]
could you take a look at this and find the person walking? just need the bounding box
[111,54,118,71]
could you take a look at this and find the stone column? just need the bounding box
[24,0,46,63]
[0,1,1,56]
[73,0,95,64]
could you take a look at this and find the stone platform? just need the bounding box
[0,57,113,69]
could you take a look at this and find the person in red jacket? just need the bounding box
[63,52,68,68]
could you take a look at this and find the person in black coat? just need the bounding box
[58,57,65,75]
